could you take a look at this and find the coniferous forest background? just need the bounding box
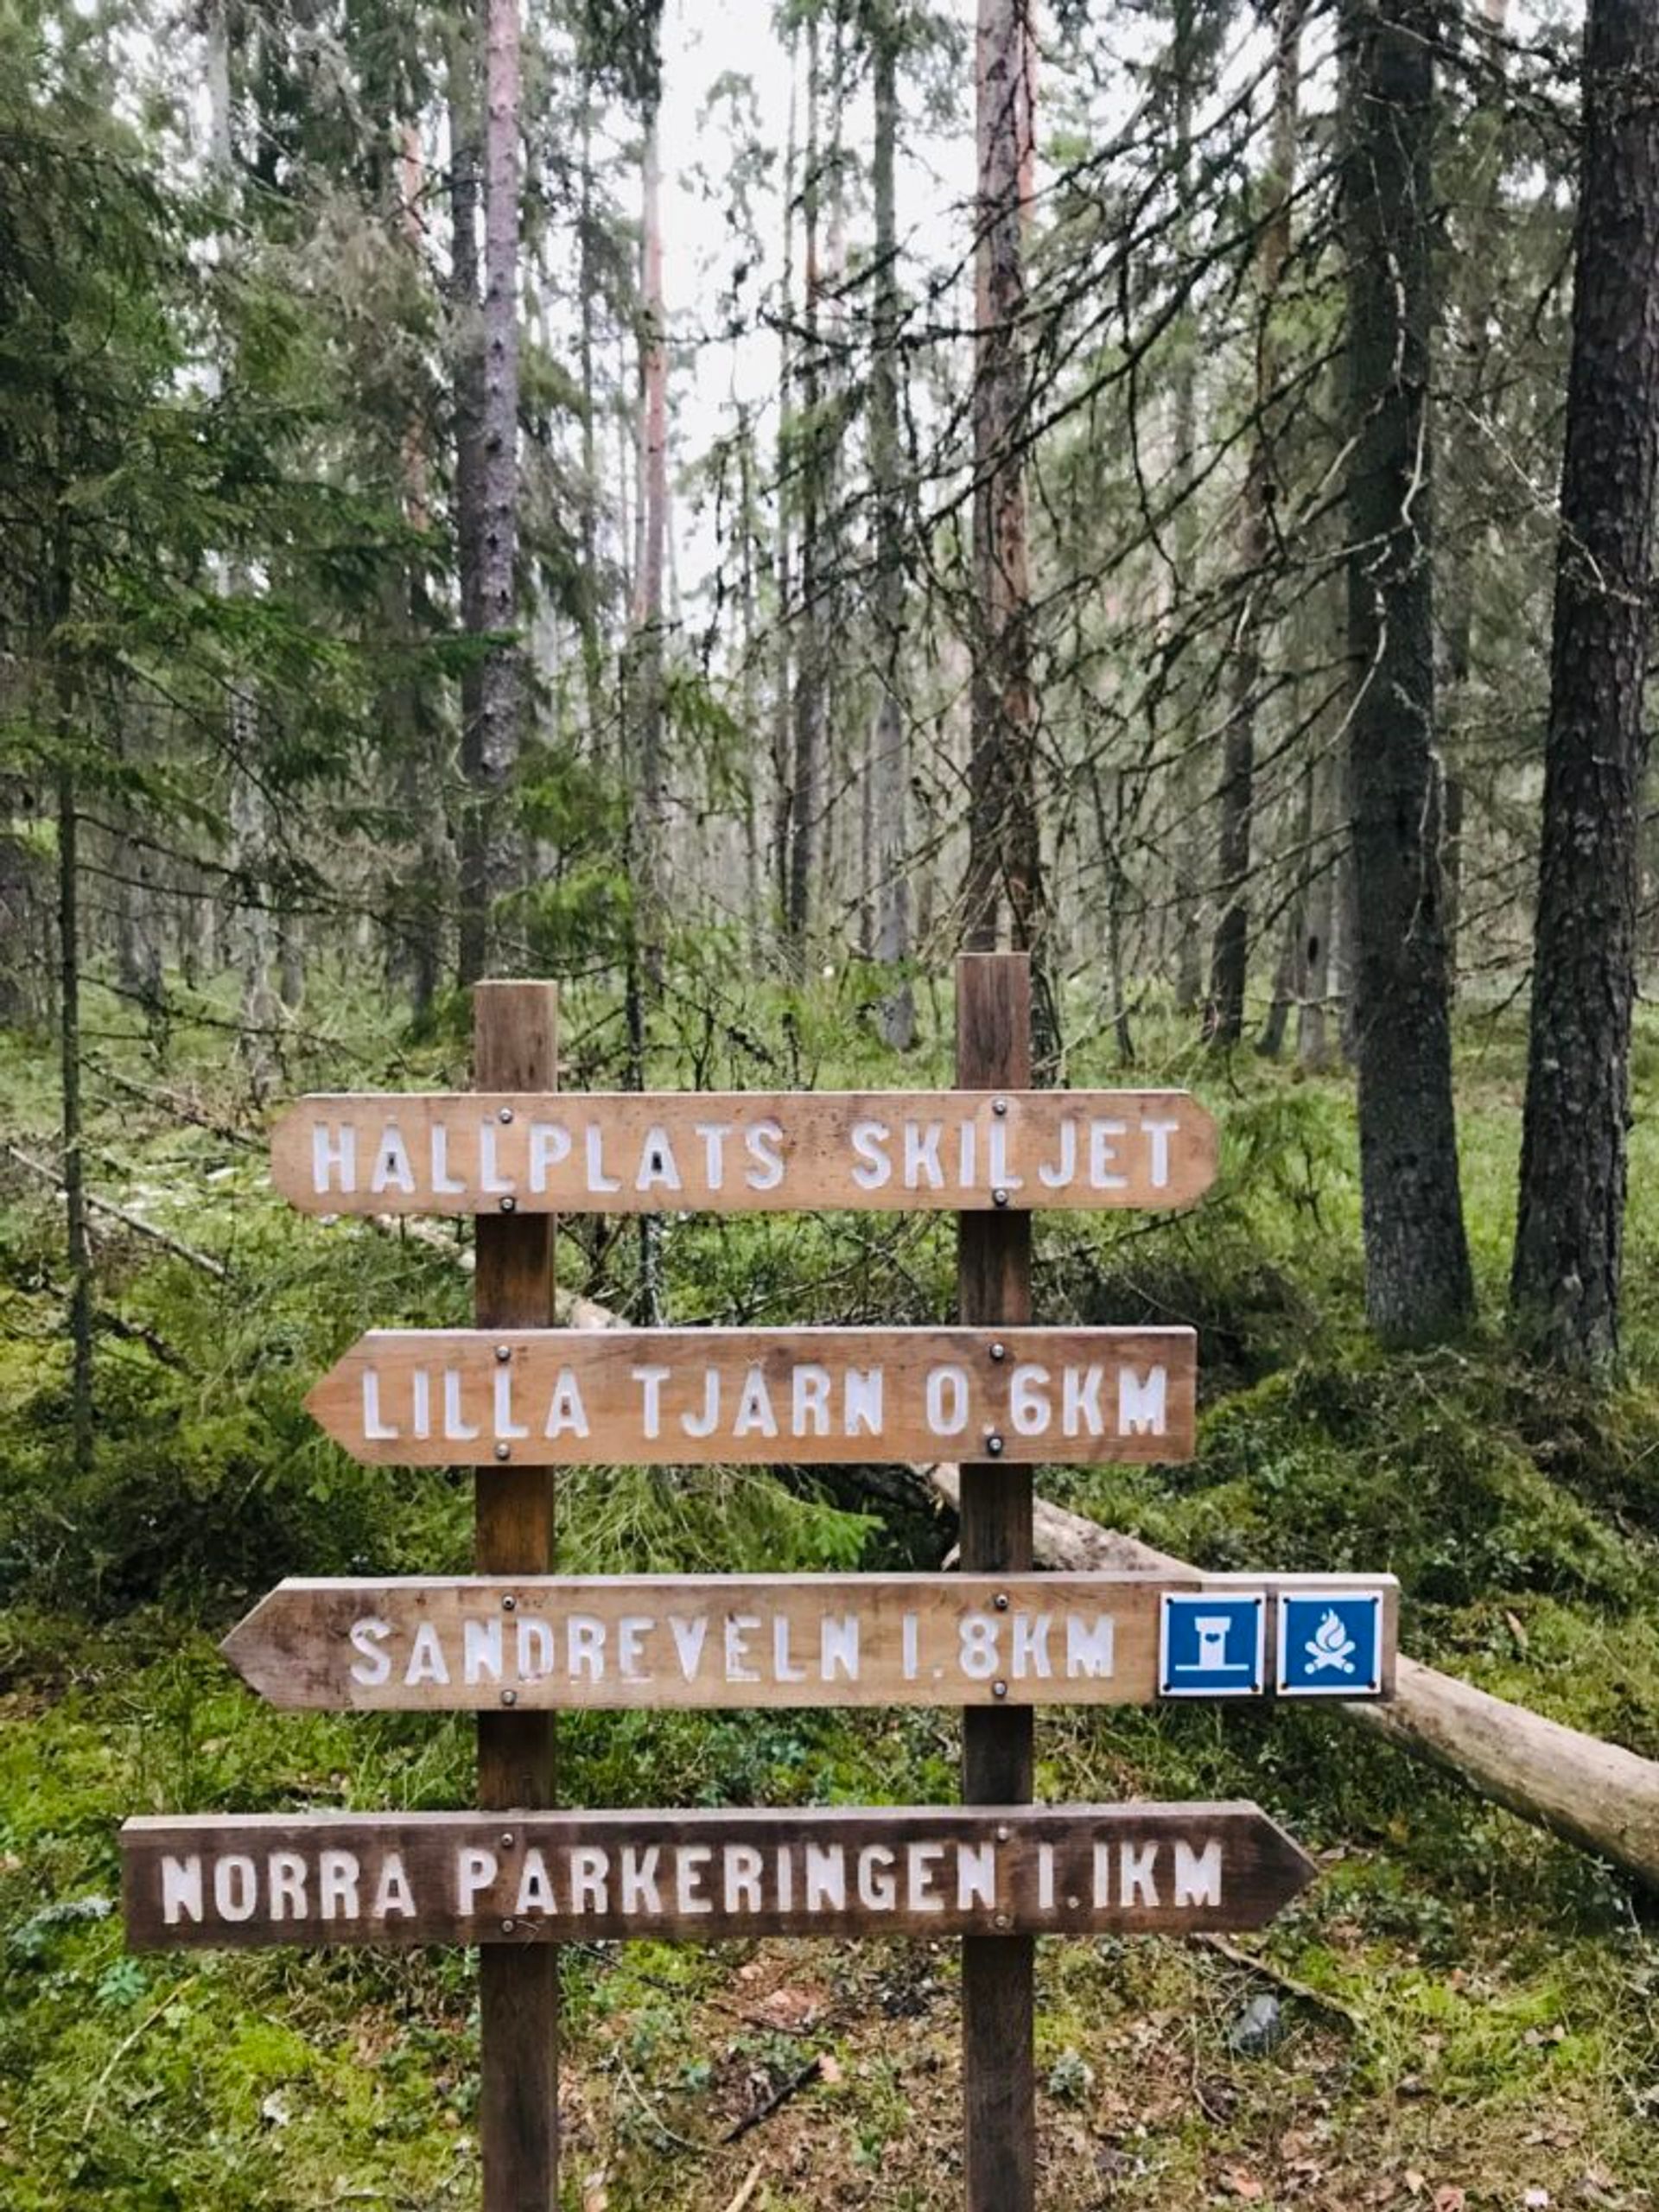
[5,0,1659,2204]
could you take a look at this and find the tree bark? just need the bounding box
[786,14,826,967]
[1210,0,1303,1046]
[870,11,914,1049]
[965,0,1058,1069]
[451,22,489,987]
[57,732,93,1474]
[1341,0,1473,1341]
[1510,0,1659,1369]
[631,99,668,996]
[476,0,523,958]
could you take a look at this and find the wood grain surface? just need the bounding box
[305,1325,1197,1466]
[270,1088,1217,1215]
[122,1802,1316,1949]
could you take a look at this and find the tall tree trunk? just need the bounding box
[1511,0,1659,1367]
[450,23,489,986]
[474,0,523,966]
[1166,0,1205,1019]
[1210,0,1303,1046]
[55,684,92,1475]
[770,48,799,929]
[1342,0,1473,1341]
[206,0,278,1093]
[965,0,1058,1066]
[870,11,914,1048]
[786,14,826,967]
[631,100,668,995]
[1298,733,1338,1070]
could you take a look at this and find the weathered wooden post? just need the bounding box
[957,950,1035,2210]
[473,980,559,2211]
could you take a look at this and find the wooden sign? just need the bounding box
[270,1089,1217,1216]
[221,1572,1398,1712]
[305,1326,1197,1467]
[123,1803,1315,1950]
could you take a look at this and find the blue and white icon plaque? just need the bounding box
[1158,1592,1266,1698]
[1276,1589,1385,1697]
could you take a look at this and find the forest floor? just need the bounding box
[2,969,1657,2210]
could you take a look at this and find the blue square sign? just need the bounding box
[1159,1592,1265,1698]
[1277,1590,1385,1697]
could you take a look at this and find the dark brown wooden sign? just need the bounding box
[269,1089,1217,1217]
[123,1803,1314,1949]
[220,1572,1398,1711]
[304,1325,1197,1467]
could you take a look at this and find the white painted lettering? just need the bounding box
[849,1119,892,1190]
[676,1846,713,1917]
[1173,1839,1223,1908]
[348,1616,392,1687]
[371,1128,416,1196]
[632,1365,671,1440]
[925,1364,969,1437]
[1065,1614,1116,1679]
[312,1122,357,1196]
[732,1367,779,1439]
[1088,1118,1129,1191]
[1009,1363,1051,1436]
[585,1126,622,1193]
[743,1120,785,1192]
[527,1122,571,1192]
[1117,1365,1167,1437]
[214,1855,257,1923]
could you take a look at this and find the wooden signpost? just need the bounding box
[122,1803,1316,1949]
[305,1324,1198,1467]
[219,1571,1398,1713]
[270,1086,1217,1215]
[120,953,1395,2212]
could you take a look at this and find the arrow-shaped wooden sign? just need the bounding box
[123,1803,1316,1949]
[220,1572,1399,1711]
[270,1089,1217,1216]
[304,1325,1198,1467]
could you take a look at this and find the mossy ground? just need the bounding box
[2,971,1656,2209]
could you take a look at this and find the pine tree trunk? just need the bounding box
[450,22,489,987]
[1511,0,1659,1367]
[56,715,93,1474]
[870,16,914,1048]
[966,0,1058,1066]
[1342,0,1473,1341]
[770,50,798,930]
[1210,0,1302,1046]
[786,16,825,967]
[1167,1,1205,1020]
[631,101,668,996]
[475,0,523,960]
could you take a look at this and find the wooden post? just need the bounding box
[956,950,1034,2210]
[474,981,559,2211]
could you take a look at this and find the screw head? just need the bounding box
[993,1910,1011,1930]
[494,1343,512,1363]
[498,1106,514,1124]
[993,1592,1010,1612]
[493,1441,511,1462]
[992,1186,1009,1207]
[500,1917,516,1934]
[499,1194,517,1213]
[501,1688,518,1706]
[501,1594,517,1612]
[992,1679,1008,1700]
[995,1823,1011,1841]
[989,1340,1007,1363]
[992,1097,1008,1117]
[499,1832,515,1850]
[985,1432,1005,1457]
[1065,1894,1081,1910]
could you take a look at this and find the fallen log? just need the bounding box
[925,1462,1659,1890]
